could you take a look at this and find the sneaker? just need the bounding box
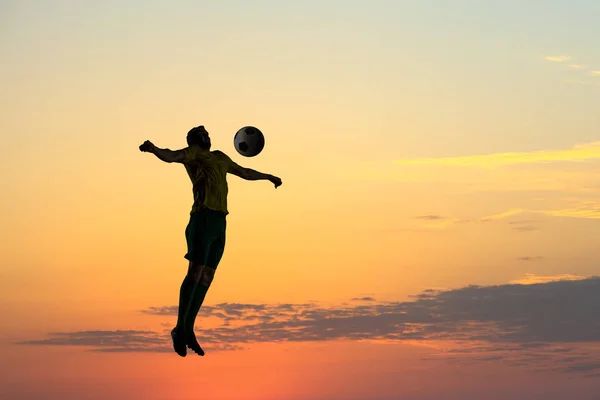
[187,331,205,356]
[171,327,187,357]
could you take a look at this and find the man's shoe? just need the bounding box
[187,331,205,356]
[171,328,187,357]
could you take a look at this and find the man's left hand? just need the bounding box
[269,175,282,188]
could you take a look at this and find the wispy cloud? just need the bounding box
[349,143,600,196]
[478,209,526,222]
[545,55,571,62]
[393,142,600,168]
[412,209,527,229]
[541,202,600,219]
[20,277,600,376]
[509,273,588,284]
[412,200,600,230]
[543,54,600,87]
[415,215,448,221]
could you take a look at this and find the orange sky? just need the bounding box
[2,1,600,399]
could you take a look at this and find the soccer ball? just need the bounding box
[234,126,265,157]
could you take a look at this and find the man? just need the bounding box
[139,125,282,357]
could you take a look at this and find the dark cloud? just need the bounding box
[18,329,243,353]
[517,256,544,261]
[20,277,600,376]
[509,219,540,225]
[20,330,161,347]
[142,306,177,316]
[350,297,376,302]
[509,219,541,232]
[563,363,600,373]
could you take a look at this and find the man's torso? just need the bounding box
[184,148,232,215]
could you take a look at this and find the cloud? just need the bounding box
[562,362,600,373]
[542,54,600,87]
[428,342,600,377]
[512,225,538,232]
[412,209,531,230]
[20,330,162,347]
[415,215,448,220]
[509,219,539,225]
[412,209,529,229]
[347,143,600,197]
[508,273,588,284]
[541,203,600,219]
[393,142,600,168]
[517,256,544,262]
[350,297,376,302]
[478,209,525,222]
[545,55,571,62]
[411,201,600,231]
[21,277,600,376]
[19,330,172,353]
[18,329,243,353]
[520,200,600,221]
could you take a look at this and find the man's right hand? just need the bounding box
[139,140,156,153]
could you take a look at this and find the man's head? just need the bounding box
[187,125,211,150]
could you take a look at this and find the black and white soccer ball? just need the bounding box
[234,126,265,157]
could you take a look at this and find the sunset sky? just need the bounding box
[2,1,600,399]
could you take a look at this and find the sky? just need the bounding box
[2,0,600,398]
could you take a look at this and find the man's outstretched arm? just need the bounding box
[139,140,186,163]
[229,164,282,188]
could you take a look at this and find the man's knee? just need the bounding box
[187,262,205,282]
[200,267,216,287]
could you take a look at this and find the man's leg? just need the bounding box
[171,261,204,357]
[185,266,216,356]
[185,210,226,355]
[176,261,204,329]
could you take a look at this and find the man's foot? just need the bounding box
[187,331,205,356]
[171,328,187,357]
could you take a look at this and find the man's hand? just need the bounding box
[269,175,282,189]
[139,140,156,153]
[228,164,282,188]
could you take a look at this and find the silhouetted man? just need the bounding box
[139,125,282,357]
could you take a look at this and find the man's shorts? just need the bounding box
[184,208,227,268]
